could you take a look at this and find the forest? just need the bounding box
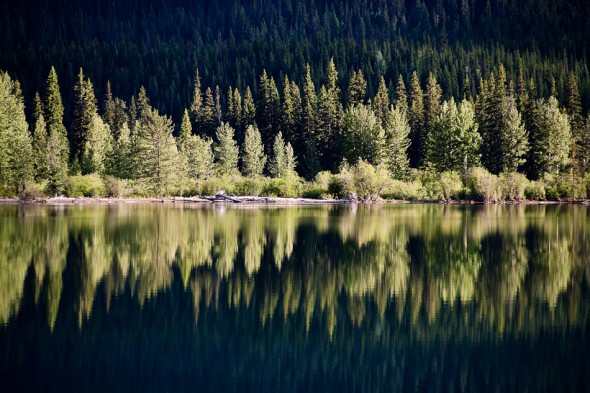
[0,0,589,200]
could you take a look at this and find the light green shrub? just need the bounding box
[499,172,528,201]
[65,174,106,197]
[464,167,500,203]
[351,160,390,200]
[524,180,546,200]
[383,179,423,200]
[262,178,303,197]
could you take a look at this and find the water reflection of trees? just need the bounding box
[0,204,589,338]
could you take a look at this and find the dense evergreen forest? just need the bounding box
[0,0,589,200]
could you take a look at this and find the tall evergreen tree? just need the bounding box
[44,67,69,192]
[342,105,386,166]
[106,122,134,179]
[258,70,281,152]
[529,97,572,177]
[201,87,216,137]
[0,72,34,194]
[214,122,240,176]
[499,95,528,173]
[317,58,344,171]
[269,131,296,178]
[424,98,481,172]
[383,105,411,179]
[72,68,98,162]
[241,125,267,177]
[301,64,320,179]
[348,69,367,107]
[373,76,390,125]
[281,76,302,147]
[395,75,408,114]
[136,107,180,196]
[81,115,113,175]
[242,86,256,129]
[408,71,424,167]
[424,73,442,137]
[178,109,192,151]
[566,72,584,175]
[190,67,203,130]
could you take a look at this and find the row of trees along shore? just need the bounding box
[1,60,589,201]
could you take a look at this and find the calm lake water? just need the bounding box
[0,203,589,392]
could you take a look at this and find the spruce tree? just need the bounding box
[395,74,408,114]
[136,107,180,196]
[258,70,281,152]
[281,75,302,147]
[317,58,344,171]
[81,115,113,175]
[384,105,411,179]
[424,73,442,137]
[190,67,203,130]
[270,131,295,178]
[408,71,424,167]
[301,64,319,179]
[499,95,528,172]
[227,87,242,131]
[342,105,386,166]
[72,68,99,162]
[214,85,222,125]
[424,99,481,172]
[241,125,267,177]
[106,122,134,179]
[44,67,69,192]
[566,72,584,175]
[181,133,214,180]
[373,76,390,125]
[178,109,192,151]
[32,111,48,181]
[0,72,34,194]
[242,86,256,129]
[214,122,240,176]
[348,69,367,107]
[529,97,572,177]
[201,87,216,137]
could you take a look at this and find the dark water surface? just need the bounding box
[0,204,589,392]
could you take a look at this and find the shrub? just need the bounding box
[543,173,574,200]
[104,176,132,198]
[262,177,303,197]
[328,168,355,199]
[439,171,463,201]
[20,181,48,200]
[383,179,423,200]
[351,160,390,201]
[464,167,500,203]
[233,177,265,196]
[499,172,528,201]
[65,174,106,197]
[524,180,546,200]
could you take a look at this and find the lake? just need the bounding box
[0,203,589,392]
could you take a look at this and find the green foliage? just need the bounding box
[136,106,180,196]
[542,173,575,201]
[65,174,106,197]
[524,181,546,200]
[500,96,529,172]
[500,172,529,201]
[464,167,501,203]
[262,178,303,198]
[241,125,267,177]
[343,105,386,166]
[72,69,99,161]
[329,166,355,199]
[424,99,481,172]
[383,105,411,180]
[45,123,69,194]
[0,72,34,195]
[81,115,112,175]
[351,160,390,201]
[214,122,240,176]
[383,180,423,201]
[183,134,214,180]
[269,132,296,179]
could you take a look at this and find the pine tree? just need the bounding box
[178,109,192,151]
[106,122,134,179]
[499,95,528,172]
[301,64,319,179]
[227,87,242,131]
[281,75,301,147]
[44,67,69,192]
[373,76,390,125]
[342,105,386,166]
[32,111,48,181]
[214,85,223,125]
[269,131,296,178]
[241,125,267,177]
[190,67,203,130]
[348,69,367,107]
[580,115,590,174]
[384,105,411,179]
[181,134,214,180]
[424,73,442,137]
[317,58,344,171]
[136,107,180,196]
[258,70,281,152]
[0,72,34,194]
[566,72,584,175]
[424,98,481,172]
[81,115,113,175]
[529,97,572,177]
[395,75,408,114]
[214,122,240,176]
[103,83,128,140]
[201,87,216,137]
[242,86,256,129]
[72,68,99,162]
[104,81,115,132]
[408,71,424,167]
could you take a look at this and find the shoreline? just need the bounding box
[0,196,588,206]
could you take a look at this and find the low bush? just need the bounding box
[383,179,423,200]
[500,172,528,201]
[464,167,500,203]
[543,173,574,201]
[233,177,265,196]
[65,175,106,197]
[351,160,390,201]
[20,181,48,200]
[524,180,546,200]
[328,168,355,199]
[261,177,303,197]
[104,176,132,198]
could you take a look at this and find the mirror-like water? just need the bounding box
[0,204,589,392]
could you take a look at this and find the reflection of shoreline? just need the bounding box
[0,197,587,205]
[0,204,588,337]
